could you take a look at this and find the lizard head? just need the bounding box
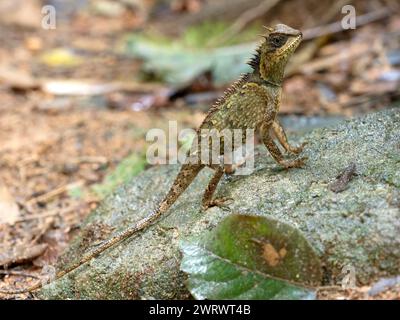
[250,24,302,85]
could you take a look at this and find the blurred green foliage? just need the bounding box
[91,153,146,199]
[125,21,261,85]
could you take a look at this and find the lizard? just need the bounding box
[0,23,306,295]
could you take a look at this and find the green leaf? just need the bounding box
[91,153,146,199]
[180,214,322,300]
[125,35,256,86]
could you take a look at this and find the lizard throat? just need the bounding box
[258,35,302,86]
[263,79,281,87]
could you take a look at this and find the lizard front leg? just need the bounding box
[260,123,307,168]
[272,119,307,154]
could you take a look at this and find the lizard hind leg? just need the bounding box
[201,165,231,210]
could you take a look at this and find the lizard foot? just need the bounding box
[224,165,236,175]
[202,197,233,211]
[288,141,308,155]
[281,156,308,169]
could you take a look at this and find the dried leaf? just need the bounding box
[0,244,48,267]
[0,66,39,91]
[329,163,357,193]
[0,184,20,225]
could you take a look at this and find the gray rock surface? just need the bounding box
[40,108,400,299]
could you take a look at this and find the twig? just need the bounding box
[302,7,392,41]
[0,270,39,279]
[207,0,281,46]
[287,6,392,75]
[15,204,86,223]
[298,42,371,74]
[286,0,351,75]
[41,80,164,96]
[74,156,108,165]
[29,219,54,245]
[26,180,84,205]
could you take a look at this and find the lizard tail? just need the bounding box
[0,164,204,295]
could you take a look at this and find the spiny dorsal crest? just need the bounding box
[204,73,250,119]
[246,28,270,70]
[247,42,262,69]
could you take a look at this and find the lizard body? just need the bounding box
[0,24,306,295]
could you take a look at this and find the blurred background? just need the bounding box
[0,0,399,298]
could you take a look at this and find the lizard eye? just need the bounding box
[270,35,287,48]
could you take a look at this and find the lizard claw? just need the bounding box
[281,156,308,169]
[224,165,236,175]
[289,141,308,155]
[202,197,233,211]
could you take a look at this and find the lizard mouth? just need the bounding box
[276,34,302,57]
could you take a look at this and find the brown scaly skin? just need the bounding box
[0,24,306,295]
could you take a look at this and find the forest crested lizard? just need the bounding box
[1,24,307,295]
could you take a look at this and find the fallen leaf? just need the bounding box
[0,244,48,267]
[0,184,20,225]
[180,214,322,300]
[0,0,42,29]
[329,163,357,193]
[0,66,39,91]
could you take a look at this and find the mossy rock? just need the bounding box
[39,108,400,299]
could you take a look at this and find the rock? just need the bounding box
[39,108,400,299]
